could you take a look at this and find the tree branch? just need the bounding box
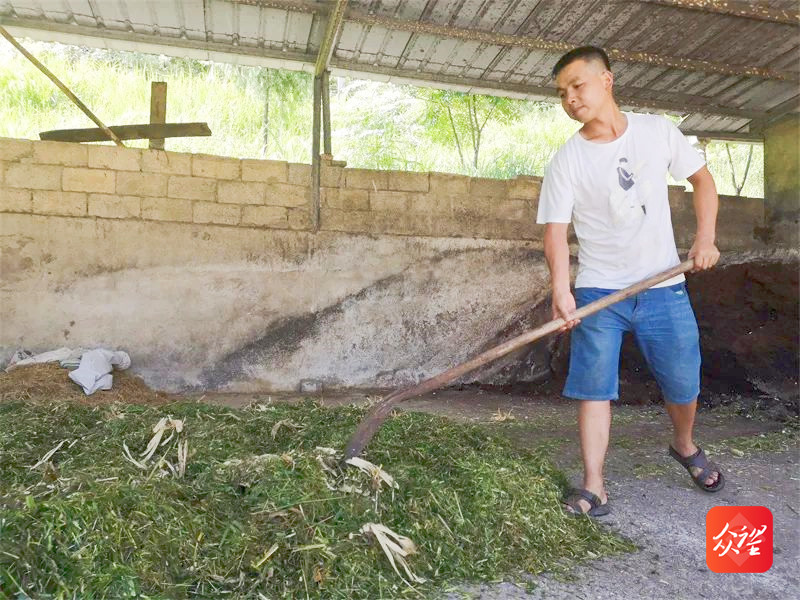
[446,104,466,169]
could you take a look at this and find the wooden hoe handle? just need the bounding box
[343,259,696,459]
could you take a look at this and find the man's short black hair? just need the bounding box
[552,46,611,78]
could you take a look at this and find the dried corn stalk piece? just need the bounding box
[121,415,188,478]
[359,522,425,585]
[345,457,398,491]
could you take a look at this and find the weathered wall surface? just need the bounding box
[0,137,770,391]
[764,114,800,247]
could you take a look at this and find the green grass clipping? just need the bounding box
[0,398,632,599]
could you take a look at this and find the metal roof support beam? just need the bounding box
[322,71,332,155]
[309,0,345,230]
[680,130,764,143]
[230,0,796,81]
[747,96,800,132]
[344,11,797,83]
[311,74,322,232]
[1,20,317,70]
[227,0,326,14]
[330,59,766,122]
[637,0,800,26]
[314,0,347,76]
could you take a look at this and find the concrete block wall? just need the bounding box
[0,138,310,232]
[0,137,768,248]
[0,137,772,392]
[319,165,540,240]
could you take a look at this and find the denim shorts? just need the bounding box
[563,282,701,404]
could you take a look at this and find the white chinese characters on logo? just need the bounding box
[712,522,768,558]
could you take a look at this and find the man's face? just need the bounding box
[555,58,614,123]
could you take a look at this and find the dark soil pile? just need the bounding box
[468,253,799,421]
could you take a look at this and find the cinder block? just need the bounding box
[320,208,370,232]
[33,140,88,166]
[429,172,470,195]
[345,168,388,190]
[323,188,369,211]
[242,159,288,183]
[218,181,265,205]
[470,177,508,198]
[0,138,33,161]
[264,183,308,208]
[192,155,240,180]
[518,221,540,241]
[494,198,528,220]
[0,188,32,212]
[321,165,343,187]
[7,163,62,190]
[370,190,408,212]
[371,211,412,235]
[429,216,469,238]
[193,201,241,225]
[88,145,142,171]
[142,197,192,222]
[62,167,114,193]
[241,205,288,227]
[388,170,429,192]
[88,194,141,219]
[408,193,451,214]
[508,176,542,199]
[142,149,192,175]
[404,213,437,236]
[116,171,167,197]
[32,190,87,216]
[451,196,489,216]
[168,176,216,201]
[287,163,312,186]
[287,208,312,230]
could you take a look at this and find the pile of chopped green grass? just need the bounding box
[0,397,633,599]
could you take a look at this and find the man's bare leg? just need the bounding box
[666,399,719,486]
[567,400,611,513]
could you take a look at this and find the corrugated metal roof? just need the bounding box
[1,0,797,139]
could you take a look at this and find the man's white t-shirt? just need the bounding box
[536,112,705,289]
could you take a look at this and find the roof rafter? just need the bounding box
[314,0,347,76]
[329,58,766,121]
[345,10,797,82]
[227,0,798,82]
[637,0,800,26]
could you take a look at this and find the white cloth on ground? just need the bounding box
[5,347,75,372]
[68,349,131,395]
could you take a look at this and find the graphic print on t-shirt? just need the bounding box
[617,158,635,191]
[609,157,647,227]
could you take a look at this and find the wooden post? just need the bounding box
[149,82,167,150]
[322,71,332,155]
[311,75,323,231]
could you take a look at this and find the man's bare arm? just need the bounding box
[686,165,720,272]
[544,222,579,331]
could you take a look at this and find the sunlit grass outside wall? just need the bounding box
[0,41,763,197]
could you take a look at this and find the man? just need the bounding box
[536,46,724,517]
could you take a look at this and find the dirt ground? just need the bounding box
[204,387,799,600]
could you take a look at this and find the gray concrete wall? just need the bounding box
[0,137,770,392]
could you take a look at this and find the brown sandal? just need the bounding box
[669,446,725,493]
[564,488,611,517]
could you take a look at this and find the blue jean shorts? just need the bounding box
[563,282,701,404]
